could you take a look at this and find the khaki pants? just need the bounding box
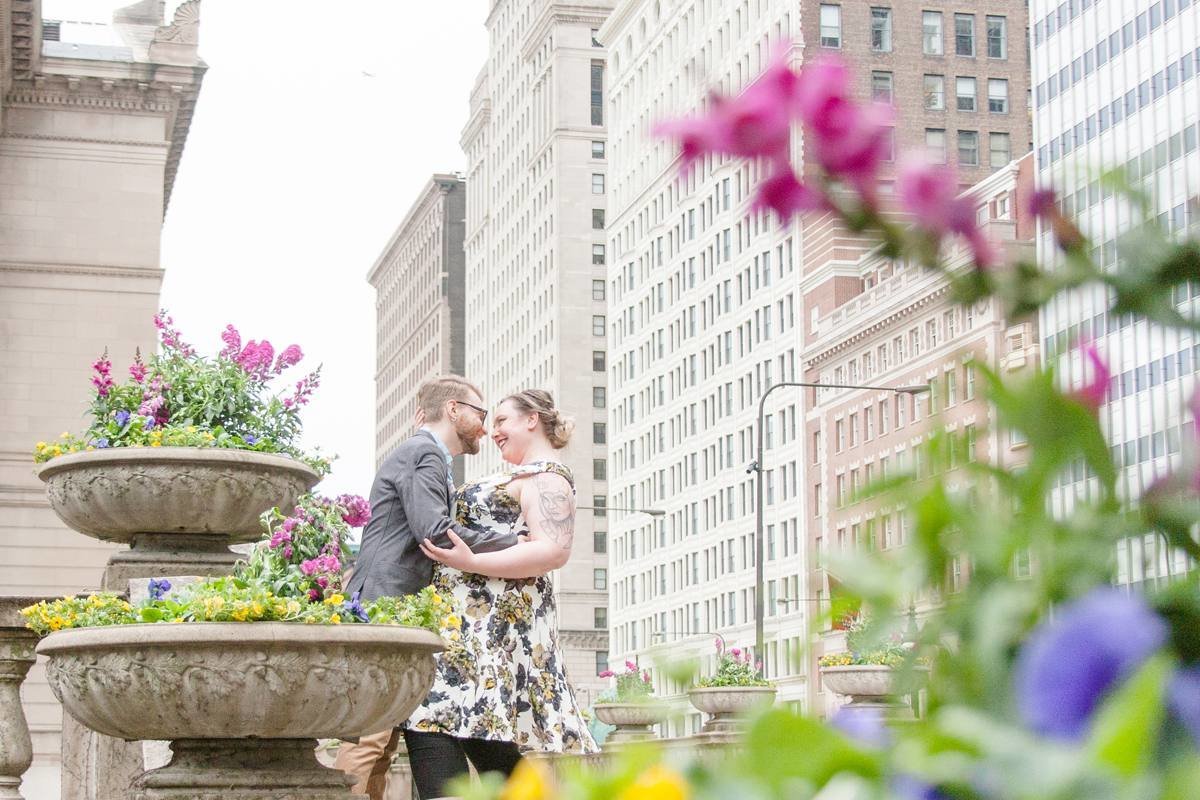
[333,728,402,800]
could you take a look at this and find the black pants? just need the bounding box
[402,729,522,799]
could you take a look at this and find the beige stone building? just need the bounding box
[802,154,1037,715]
[461,0,615,707]
[0,0,203,794]
[370,174,468,481]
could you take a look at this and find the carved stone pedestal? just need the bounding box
[0,599,39,800]
[132,739,359,800]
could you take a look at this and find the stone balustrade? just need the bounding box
[0,597,46,800]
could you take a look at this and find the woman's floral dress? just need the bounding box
[405,461,599,754]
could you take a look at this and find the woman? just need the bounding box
[405,389,599,798]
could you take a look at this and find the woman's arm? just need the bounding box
[419,472,576,579]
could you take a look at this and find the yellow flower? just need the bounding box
[231,608,249,622]
[60,432,69,439]
[616,765,690,800]
[498,759,553,800]
[324,593,345,606]
[449,631,461,642]
[85,446,95,451]
[444,614,462,630]
[330,613,341,624]
[186,425,197,433]
[432,595,444,607]
[52,446,63,456]
[251,601,264,616]
[35,442,46,449]
[286,600,302,615]
[150,441,162,448]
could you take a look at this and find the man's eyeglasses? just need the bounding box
[455,399,488,423]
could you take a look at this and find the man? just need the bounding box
[335,375,515,800]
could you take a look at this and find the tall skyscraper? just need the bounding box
[370,174,468,482]
[461,0,616,706]
[600,0,1031,730]
[1029,0,1199,586]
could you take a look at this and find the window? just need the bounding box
[593,387,607,408]
[593,568,607,590]
[592,244,606,265]
[592,209,605,229]
[592,495,606,517]
[590,62,604,125]
[945,369,957,406]
[956,76,977,111]
[988,78,1008,113]
[593,422,607,444]
[923,11,943,55]
[958,130,979,166]
[924,74,945,110]
[964,363,976,400]
[954,14,975,56]
[989,132,1011,168]
[595,651,609,675]
[870,7,892,52]
[591,280,606,302]
[591,140,605,159]
[926,128,947,163]
[593,350,605,371]
[871,71,894,102]
[592,315,606,336]
[591,28,602,47]
[594,608,607,628]
[986,16,1007,58]
[593,459,607,480]
[591,173,605,194]
[820,4,841,47]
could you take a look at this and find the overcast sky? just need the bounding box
[154,1,488,498]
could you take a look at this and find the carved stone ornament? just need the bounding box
[687,685,777,733]
[592,701,670,743]
[35,448,320,544]
[154,0,200,44]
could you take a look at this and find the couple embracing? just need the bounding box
[337,375,598,799]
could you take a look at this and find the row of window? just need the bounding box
[1037,49,1200,168]
[913,74,1010,114]
[818,6,1008,59]
[1053,419,1198,491]
[925,128,1012,168]
[1034,0,1191,50]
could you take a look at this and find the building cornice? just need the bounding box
[7,0,38,81]
[803,282,952,368]
[596,0,639,44]
[558,628,609,649]
[0,259,165,280]
[366,174,463,285]
[520,3,614,62]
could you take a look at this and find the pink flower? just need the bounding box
[336,494,371,528]
[287,368,321,408]
[236,340,276,380]
[316,576,329,589]
[273,344,303,375]
[730,647,741,657]
[1026,186,1085,251]
[128,348,148,384]
[793,57,894,204]
[714,637,724,656]
[752,166,829,222]
[598,670,614,678]
[1071,340,1110,411]
[897,157,997,268]
[283,545,293,559]
[1026,188,1057,219]
[152,310,195,357]
[218,325,242,359]
[91,350,114,397]
[307,589,320,602]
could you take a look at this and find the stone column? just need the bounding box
[0,598,42,800]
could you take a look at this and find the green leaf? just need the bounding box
[1087,654,1171,778]
[139,606,164,623]
[738,710,880,791]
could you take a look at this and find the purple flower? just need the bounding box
[283,545,293,558]
[91,351,114,397]
[892,775,951,800]
[1169,666,1200,747]
[114,410,131,427]
[147,578,171,600]
[1014,588,1167,740]
[831,707,890,748]
[243,434,258,445]
[336,494,371,528]
[93,438,109,448]
[343,591,369,623]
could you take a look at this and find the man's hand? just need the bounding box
[420,530,479,571]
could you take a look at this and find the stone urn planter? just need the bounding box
[37,622,444,799]
[36,448,320,589]
[593,701,670,743]
[820,664,930,719]
[688,686,777,733]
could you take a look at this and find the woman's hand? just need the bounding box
[420,529,479,571]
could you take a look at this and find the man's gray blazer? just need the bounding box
[345,430,516,601]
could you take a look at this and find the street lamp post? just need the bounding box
[577,506,667,516]
[751,381,929,659]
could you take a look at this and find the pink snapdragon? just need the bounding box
[138,374,169,427]
[896,157,997,268]
[128,348,148,384]
[1071,340,1110,412]
[153,311,195,357]
[273,344,303,375]
[300,553,341,577]
[753,166,830,222]
[218,324,242,359]
[284,368,321,409]
[336,494,371,528]
[236,340,276,380]
[91,350,114,397]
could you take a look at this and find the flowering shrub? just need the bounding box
[32,312,329,476]
[817,613,915,668]
[695,638,771,688]
[460,48,1200,800]
[22,494,460,635]
[597,660,655,703]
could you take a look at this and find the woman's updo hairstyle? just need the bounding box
[503,389,574,449]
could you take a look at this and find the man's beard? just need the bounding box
[455,419,481,455]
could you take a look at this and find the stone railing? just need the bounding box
[0,596,46,800]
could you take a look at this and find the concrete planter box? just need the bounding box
[688,686,776,733]
[35,447,319,543]
[593,701,669,743]
[38,622,443,799]
[820,665,930,719]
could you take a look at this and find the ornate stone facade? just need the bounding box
[0,1,204,795]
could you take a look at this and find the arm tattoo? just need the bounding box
[534,474,575,550]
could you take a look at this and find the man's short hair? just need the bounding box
[417,375,482,422]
